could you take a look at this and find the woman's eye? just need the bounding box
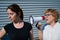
[8,13,14,15]
[10,13,14,15]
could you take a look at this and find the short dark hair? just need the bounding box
[7,4,23,20]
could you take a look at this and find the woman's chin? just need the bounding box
[46,21,50,24]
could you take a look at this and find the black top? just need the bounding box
[4,22,32,40]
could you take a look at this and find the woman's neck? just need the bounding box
[13,21,24,29]
[49,21,56,28]
[14,16,23,23]
[13,21,23,24]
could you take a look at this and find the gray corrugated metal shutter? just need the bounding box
[0,1,60,38]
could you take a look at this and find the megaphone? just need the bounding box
[29,16,45,24]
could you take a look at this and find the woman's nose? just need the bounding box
[8,15,11,18]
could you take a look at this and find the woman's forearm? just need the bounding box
[38,30,43,40]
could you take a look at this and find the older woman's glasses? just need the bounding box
[45,14,52,16]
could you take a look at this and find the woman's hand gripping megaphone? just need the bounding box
[36,22,42,30]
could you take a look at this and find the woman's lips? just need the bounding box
[46,19,48,21]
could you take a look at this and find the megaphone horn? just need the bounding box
[29,16,45,24]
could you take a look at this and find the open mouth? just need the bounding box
[46,19,48,21]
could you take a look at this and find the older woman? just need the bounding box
[36,9,60,40]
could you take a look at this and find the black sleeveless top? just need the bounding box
[4,22,32,40]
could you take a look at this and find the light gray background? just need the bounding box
[0,0,60,38]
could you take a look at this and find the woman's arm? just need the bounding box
[29,29,34,40]
[36,22,43,40]
[0,27,6,39]
[38,30,43,40]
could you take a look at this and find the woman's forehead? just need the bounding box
[45,12,52,14]
[7,9,15,13]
